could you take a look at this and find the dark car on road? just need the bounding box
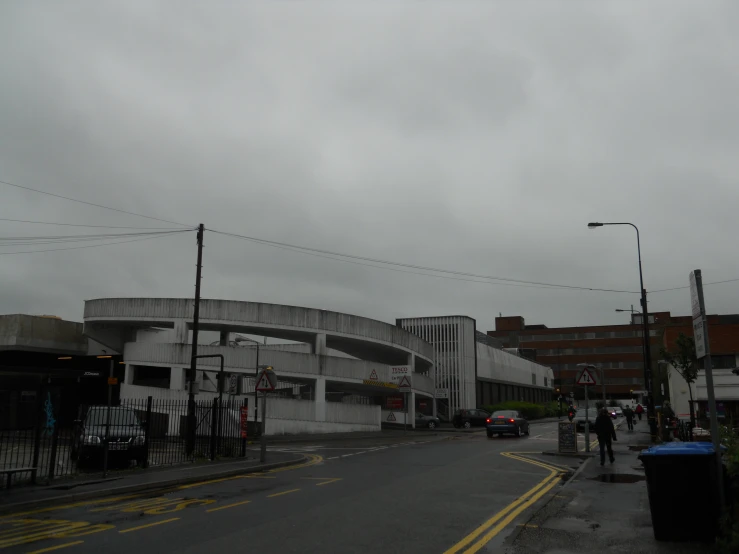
[415,413,441,429]
[453,409,490,429]
[574,408,599,432]
[71,406,147,467]
[485,410,530,438]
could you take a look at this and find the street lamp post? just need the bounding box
[588,222,656,440]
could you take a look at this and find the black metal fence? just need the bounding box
[1,395,251,490]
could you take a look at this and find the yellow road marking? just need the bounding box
[267,454,323,473]
[206,500,251,513]
[517,523,539,528]
[316,478,342,486]
[26,540,84,554]
[267,488,300,498]
[118,518,180,534]
[464,476,560,553]
[0,519,111,548]
[444,452,565,554]
[238,475,276,479]
[89,497,181,513]
[0,494,143,520]
[300,477,342,486]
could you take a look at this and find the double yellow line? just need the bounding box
[444,453,565,554]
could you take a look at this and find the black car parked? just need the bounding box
[452,409,491,429]
[71,406,147,467]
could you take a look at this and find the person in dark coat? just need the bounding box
[623,406,635,431]
[594,408,617,466]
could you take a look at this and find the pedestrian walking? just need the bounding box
[635,403,644,421]
[594,408,617,466]
[623,406,635,431]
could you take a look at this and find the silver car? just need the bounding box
[415,413,441,429]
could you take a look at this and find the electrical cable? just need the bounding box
[210,229,638,294]
[0,178,193,228]
[0,229,193,255]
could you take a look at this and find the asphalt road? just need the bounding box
[0,421,592,554]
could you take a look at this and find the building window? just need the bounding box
[132,365,171,388]
[532,374,537,385]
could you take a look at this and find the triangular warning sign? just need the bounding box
[369,369,378,380]
[398,375,412,388]
[387,412,396,422]
[576,367,597,386]
[255,372,274,391]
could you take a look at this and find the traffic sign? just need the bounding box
[435,388,449,399]
[369,369,379,380]
[398,375,412,392]
[255,367,277,392]
[387,412,397,422]
[569,392,574,398]
[576,367,597,386]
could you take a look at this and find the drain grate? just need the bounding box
[588,473,646,484]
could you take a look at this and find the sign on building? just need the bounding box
[390,365,410,385]
[435,388,449,399]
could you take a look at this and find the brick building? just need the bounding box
[488,313,739,402]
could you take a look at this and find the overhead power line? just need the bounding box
[0,229,193,255]
[0,217,183,230]
[0,229,192,247]
[0,178,194,228]
[650,277,739,293]
[210,229,639,294]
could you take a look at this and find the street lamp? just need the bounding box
[588,221,656,440]
[615,306,639,324]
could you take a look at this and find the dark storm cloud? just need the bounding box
[1,1,738,331]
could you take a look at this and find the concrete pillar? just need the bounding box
[313,333,327,355]
[124,364,135,385]
[173,319,188,344]
[407,352,416,428]
[315,377,326,422]
[432,395,437,417]
[219,331,229,346]
[170,367,186,390]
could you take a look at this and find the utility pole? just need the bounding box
[186,223,205,456]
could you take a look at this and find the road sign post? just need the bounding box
[255,366,277,463]
[690,270,725,512]
[398,375,412,434]
[576,366,597,453]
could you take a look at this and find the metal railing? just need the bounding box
[1,396,251,489]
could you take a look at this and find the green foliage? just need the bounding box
[718,425,739,553]
[660,333,699,386]
[481,401,556,420]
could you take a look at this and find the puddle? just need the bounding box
[589,473,646,484]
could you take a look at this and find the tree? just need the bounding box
[660,333,699,427]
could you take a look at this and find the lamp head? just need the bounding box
[587,222,603,229]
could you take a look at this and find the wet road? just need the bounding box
[0,421,590,554]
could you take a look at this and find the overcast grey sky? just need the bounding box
[1,1,738,331]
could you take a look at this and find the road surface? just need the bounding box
[0,421,593,554]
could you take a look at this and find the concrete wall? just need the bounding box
[476,342,554,388]
[667,364,697,419]
[84,298,435,364]
[120,384,381,435]
[0,314,88,354]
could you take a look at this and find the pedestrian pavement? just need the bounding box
[506,417,718,553]
[0,451,304,516]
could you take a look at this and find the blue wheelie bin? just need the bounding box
[639,442,724,542]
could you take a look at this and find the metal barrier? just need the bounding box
[1,396,250,489]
